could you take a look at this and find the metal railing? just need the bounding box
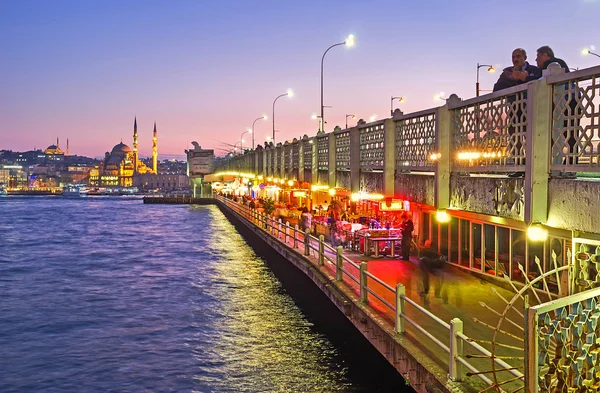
[216,194,523,386]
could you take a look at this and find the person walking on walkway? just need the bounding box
[400,212,414,261]
[419,240,447,302]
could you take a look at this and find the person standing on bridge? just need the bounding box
[400,212,413,261]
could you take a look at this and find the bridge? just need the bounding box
[210,64,600,392]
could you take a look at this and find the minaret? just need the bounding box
[66,138,70,156]
[152,122,158,173]
[133,117,139,174]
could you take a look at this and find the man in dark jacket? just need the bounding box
[536,45,579,167]
[493,48,541,92]
[493,48,541,176]
[536,45,571,72]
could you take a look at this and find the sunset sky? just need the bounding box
[1,0,599,159]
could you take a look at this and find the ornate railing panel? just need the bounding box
[292,142,299,171]
[275,147,281,177]
[317,135,329,171]
[256,150,264,175]
[359,122,385,170]
[395,109,436,171]
[284,143,292,178]
[450,85,528,173]
[335,131,350,170]
[527,286,600,393]
[303,139,313,170]
[549,67,600,172]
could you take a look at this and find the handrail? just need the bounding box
[546,64,600,84]
[449,83,528,109]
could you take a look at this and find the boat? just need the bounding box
[62,185,81,197]
[0,185,7,196]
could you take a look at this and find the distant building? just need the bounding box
[185,142,214,197]
[89,118,156,187]
[134,174,189,191]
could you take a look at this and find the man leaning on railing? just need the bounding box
[493,48,542,177]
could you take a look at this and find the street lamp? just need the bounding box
[345,114,355,129]
[321,34,355,133]
[476,63,495,97]
[241,130,251,152]
[390,96,405,115]
[233,140,242,155]
[272,89,293,144]
[582,48,600,59]
[251,115,267,149]
[369,114,377,122]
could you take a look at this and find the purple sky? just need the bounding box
[1,0,599,159]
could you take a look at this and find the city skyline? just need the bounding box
[1,0,599,158]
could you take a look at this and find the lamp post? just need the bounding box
[251,115,267,149]
[233,140,242,155]
[476,63,495,97]
[321,34,355,133]
[240,130,251,152]
[582,48,600,59]
[272,89,293,144]
[345,114,355,129]
[390,96,405,115]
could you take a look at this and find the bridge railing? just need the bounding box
[394,108,437,172]
[548,65,600,172]
[448,84,529,173]
[216,194,523,387]
[218,65,600,184]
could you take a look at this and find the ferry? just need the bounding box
[62,185,89,197]
[62,185,81,197]
[0,185,7,196]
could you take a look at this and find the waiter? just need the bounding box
[400,212,414,261]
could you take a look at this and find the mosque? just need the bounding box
[89,118,158,187]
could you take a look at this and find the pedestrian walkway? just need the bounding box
[221,198,527,392]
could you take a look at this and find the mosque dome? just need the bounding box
[44,144,63,155]
[111,142,132,156]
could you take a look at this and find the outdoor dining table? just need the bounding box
[365,236,402,258]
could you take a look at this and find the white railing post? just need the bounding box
[336,246,343,281]
[278,219,283,240]
[318,235,325,266]
[285,222,290,244]
[293,225,298,248]
[304,229,310,256]
[360,262,368,303]
[449,318,464,382]
[395,283,405,334]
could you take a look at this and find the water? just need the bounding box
[0,197,408,393]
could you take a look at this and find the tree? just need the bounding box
[262,197,276,215]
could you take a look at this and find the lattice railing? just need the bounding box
[527,286,600,393]
[292,142,299,172]
[335,131,350,170]
[359,122,385,169]
[549,66,600,172]
[317,135,329,171]
[395,109,436,171]
[256,150,264,175]
[303,139,313,170]
[274,147,281,177]
[450,84,528,172]
[284,144,292,177]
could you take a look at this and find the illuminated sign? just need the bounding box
[380,199,406,211]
